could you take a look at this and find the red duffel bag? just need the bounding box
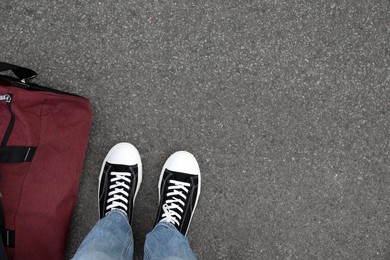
[0,62,92,259]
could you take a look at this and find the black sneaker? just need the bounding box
[98,142,142,224]
[154,151,201,236]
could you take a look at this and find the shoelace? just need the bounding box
[161,180,191,226]
[106,171,131,212]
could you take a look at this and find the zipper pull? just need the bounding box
[0,94,12,103]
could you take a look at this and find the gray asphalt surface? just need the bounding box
[1,0,390,259]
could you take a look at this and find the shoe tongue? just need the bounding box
[108,163,137,173]
[165,169,195,183]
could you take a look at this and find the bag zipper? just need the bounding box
[0,94,14,147]
[0,95,11,103]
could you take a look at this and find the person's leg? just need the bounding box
[144,222,196,260]
[73,142,143,260]
[72,210,134,260]
[144,151,201,260]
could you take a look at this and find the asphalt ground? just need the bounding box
[1,0,390,259]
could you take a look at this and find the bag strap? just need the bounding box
[0,147,36,163]
[0,62,37,83]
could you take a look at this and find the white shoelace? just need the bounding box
[106,171,131,212]
[161,180,191,226]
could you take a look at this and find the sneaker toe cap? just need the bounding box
[165,151,200,175]
[106,142,141,166]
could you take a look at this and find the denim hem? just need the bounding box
[156,221,175,229]
[106,209,129,222]
[155,221,185,237]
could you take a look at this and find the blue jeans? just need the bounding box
[72,210,196,260]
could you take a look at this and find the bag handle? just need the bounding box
[0,62,80,97]
[0,62,37,83]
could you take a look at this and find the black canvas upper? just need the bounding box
[99,162,138,223]
[154,169,200,235]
